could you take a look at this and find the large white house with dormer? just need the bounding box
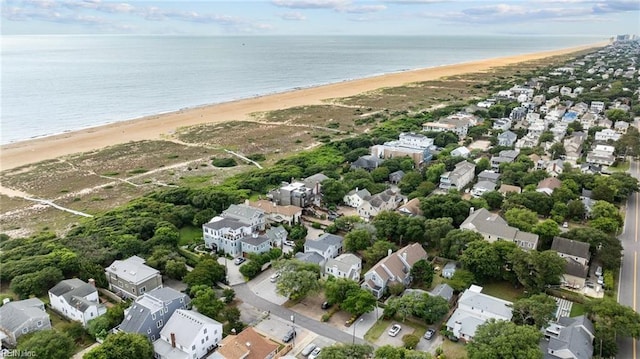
[49,279,106,326]
[202,204,267,257]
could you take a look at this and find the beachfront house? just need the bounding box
[370,132,434,167]
[48,278,106,326]
[202,204,267,257]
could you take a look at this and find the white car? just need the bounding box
[284,240,295,246]
[270,272,280,282]
[388,324,402,337]
[309,348,322,359]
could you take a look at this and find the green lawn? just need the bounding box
[179,226,203,246]
[570,303,586,317]
[609,161,630,172]
[364,319,392,342]
[481,282,525,302]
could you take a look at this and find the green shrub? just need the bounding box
[211,157,238,167]
[402,334,420,349]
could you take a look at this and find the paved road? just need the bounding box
[617,158,640,359]
[233,283,368,346]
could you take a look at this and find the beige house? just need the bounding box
[211,327,278,359]
[247,200,302,226]
[361,243,427,299]
[460,208,539,250]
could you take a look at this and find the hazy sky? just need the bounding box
[2,0,639,36]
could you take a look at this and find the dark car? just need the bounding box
[282,328,296,343]
[424,329,436,340]
[321,301,331,310]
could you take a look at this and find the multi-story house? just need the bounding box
[153,310,223,359]
[247,200,301,226]
[543,316,595,359]
[0,298,51,348]
[343,187,371,208]
[202,204,267,257]
[304,233,343,263]
[48,278,106,326]
[268,182,314,207]
[117,287,190,342]
[551,236,590,289]
[493,118,512,131]
[594,128,621,142]
[361,243,427,299]
[497,130,517,147]
[590,101,605,113]
[105,256,163,300]
[357,188,404,220]
[370,132,434,167]
[614,121,629,134]
[325,253,362,281]
[586,145,616,166]
[446,285,513,341]
[439,161,475,190]
[460,208,539,250]
[564,132,586,163]
[490,150,519,171]
[350,155,384,171]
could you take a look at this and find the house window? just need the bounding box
[148,328,152,334]
[152,313,156,320]
[151,335,155,341]
[132,288,136,293]
[203,328,207,334]
[206,336,209,341]
[141,286,146,293]
[37,320,43,327]
[192,345,196,350]
[157,320,163,328]
[22,327,28,334]
[201,338,204,344]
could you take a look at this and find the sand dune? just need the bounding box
[0,42,608,171]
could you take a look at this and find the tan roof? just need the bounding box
[398,198,423,216]
[216,327,278,359]
[499,184,522,194]
[537,177,562,191]
[370,243,426,282]
[248,200,302,217]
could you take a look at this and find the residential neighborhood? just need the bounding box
[2,38,640,359]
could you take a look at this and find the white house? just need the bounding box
[202,204,267,257]
[48,278,106,326]
[357,189,403,220]
[450,146,471,158]
[594,129,621,142]
[497,131,517,147]
[153,310,223,359]
[343,188,371,208]
[446,285,513,341]
[439,161,476,190]
[304,233,343,262]
[586,145,616,166]
[492,118,512,131]
[324,253,362,281]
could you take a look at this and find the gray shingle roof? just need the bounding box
[478,170,501,182]
[305,233,343,252]
[241,234,270,246]
[294,252,324,265]
[49,279,98,312]
[222,204,263,222]
[0,298,48,333]
[106,256,159,285]
[548,315,594,359]
[203,217,247,230]
[119,288,190,335]
[498,130,517,141]
[429,284,454,302]
[551,237,591,260]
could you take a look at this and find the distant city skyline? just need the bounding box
[2,0,639,36]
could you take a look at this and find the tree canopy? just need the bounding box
[467,320,543,359]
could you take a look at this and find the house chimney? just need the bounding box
[171,333,176,348]
[245,199,250,206]
[387,248,393,257]
[88,278,95,287]
[355,187,358,193]
[470,207,475,215]
[402,252,407,261]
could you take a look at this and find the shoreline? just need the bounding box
[0,41,608,172]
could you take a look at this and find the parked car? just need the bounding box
[270,272,281,282]
[284,240,295,246]
[282,328,296,343]
[424,329,436,340]
[595,266,603,277]
[301,343,317,356]
[388,324,402,337]
[321,301,331,310]
[234,257,246,265]
[309,348,322,359]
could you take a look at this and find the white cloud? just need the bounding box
[278,11,307,20]
[271,0,350,10]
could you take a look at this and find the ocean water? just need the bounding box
[1,35,604,144]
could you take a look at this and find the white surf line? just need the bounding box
[224,149,263,169]
[23,196,93,217]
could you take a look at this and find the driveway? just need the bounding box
[247,268,288,305]
[218,257,245,285]
[416,333,445,354]
[375,322,407,347]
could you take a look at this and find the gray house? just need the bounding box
[0,298,51,348]
[543,315,594,359]
[442,262,457,279]
[117,287,190,342]
[304,233,343,262]
[477,170,501,184]
[266,226,288,247]
[497,130,518,147]
[350,155,384,171]
[105,255,163,300]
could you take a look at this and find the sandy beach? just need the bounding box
[0,42,607,171]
